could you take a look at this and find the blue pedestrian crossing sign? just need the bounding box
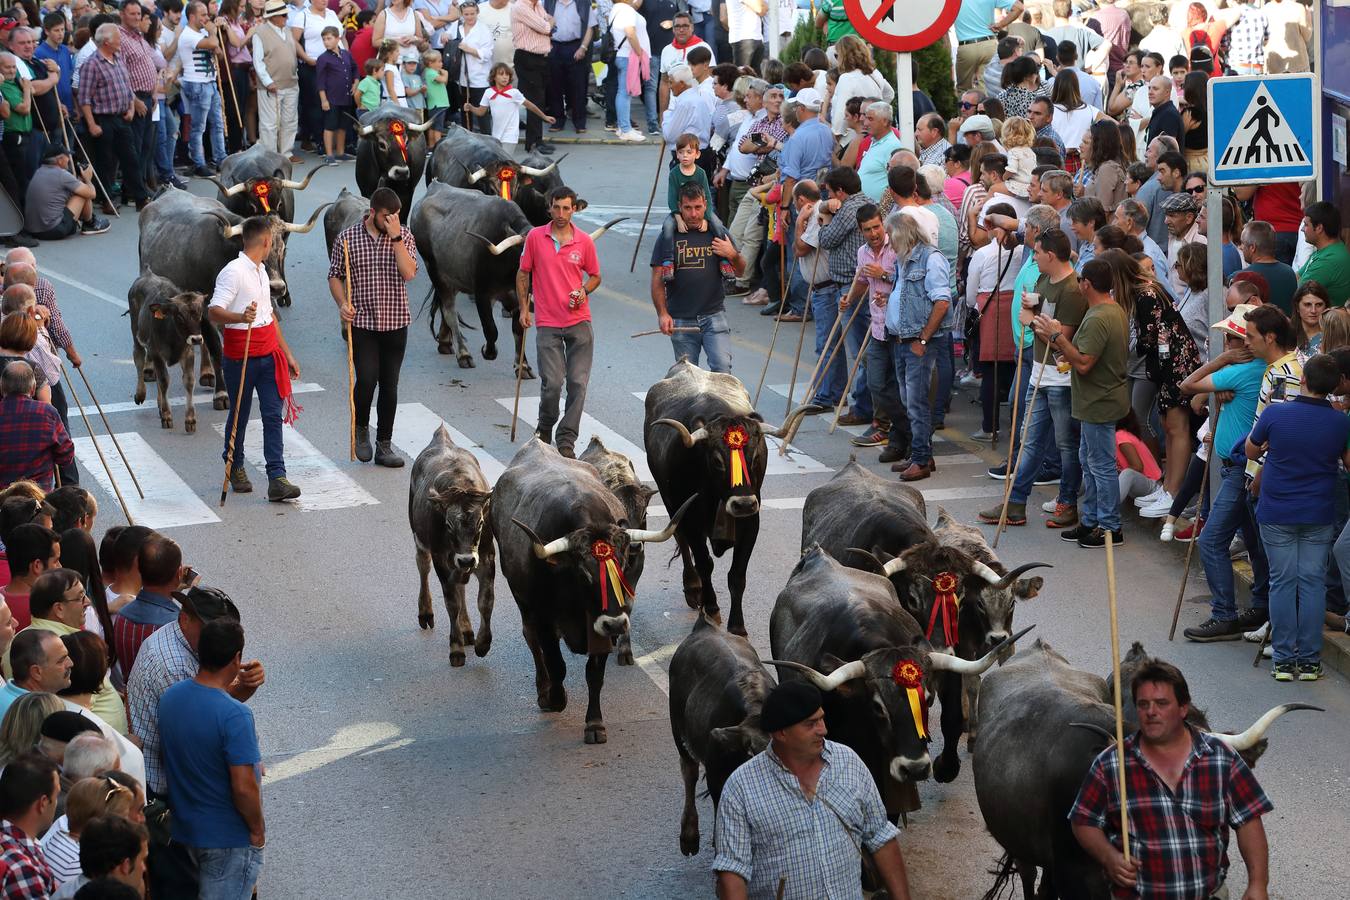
[1209,73,1318,185]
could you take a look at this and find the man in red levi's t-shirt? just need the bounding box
[517,185,602,458]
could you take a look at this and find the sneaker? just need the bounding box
[267,476,301,501]
[192,165,215,178]
[647,123,661,135]
[877,445,910,464]
[1033,469,1060,486]
[324,154,337,164]
[80,216,110,235]
[1060,524,1093,543]
[970,430,997,443]
[1297,662,1323,681]
[978,502,1025,525]
[1229,534,1247,559]
[1134,485,1166,508]
[1271,663,1296,682]
[987,464,1009,480]
[1077,527,1124,549]
[229,465,252,494]
[1160,522,1174,542]
[1327,611,1349,634]
[1235,608,1269,631]
[959,372,981,388]
[619,130,646,142]
[1046,503,1077,529]
[1138,494,1174,518]
[1183,617,1245,642]
[851,426,887,447]
[337,153,356,161]
[1243,621,1270,643]
[1173,518,1203,542]
[166,176,190,190]
[1041,499,1059,514]
[725,282,750,297]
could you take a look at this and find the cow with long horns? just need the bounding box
[207,143,327,222]
[423,124,561,213]
[490,439,694,744]
[768,546,1029,818]
[355,103,433,215]
[644,361,812,636]
[973,640,1318,900]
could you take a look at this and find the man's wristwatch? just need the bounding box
[918,337,928,346]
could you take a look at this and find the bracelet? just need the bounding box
[1049,332,1062,343]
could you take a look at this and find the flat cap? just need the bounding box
[760,680,823,733]
[40,711,102,743]
[1162,192,1201,214]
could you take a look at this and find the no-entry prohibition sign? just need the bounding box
[843,0,959,52]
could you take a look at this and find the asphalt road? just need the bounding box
[31,143,1349,900]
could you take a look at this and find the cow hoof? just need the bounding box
[160,417,173,429]
[418,613,434,629]
[199,373,214,388]
[449,650,466,667]
[583,723,607,745]
[473,633,492,657]
[457,355,475,369]
[933,753,960,784]
[185,419,196,434]
[538,686,567,712]
[680,830,700,857]
[616,648,634,666]
[437,342,452,355]
[683,589,703,611]
[133,391,145,405]
[481,343,498,361]
[213,395,228,411]
[459,627,474,644]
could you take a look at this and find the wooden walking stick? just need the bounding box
[219,324,254,507]
[61,368,134,525]
[214,53,231,141]
[1000,321,1027,481]
[781,299,864,454]
[1104,530,1132,867]
[829,330,871,433]
[509,321,529,442]
[342,239,357,460]
[217,32,244,139]
[69,364,144,498]
[757,227,820,408]
[629,138,667,272]
[1169,403,1221,641]
[993,345,1052,549]
[630,327,701,337]
[61,112,119,216]
[783,239,816,418]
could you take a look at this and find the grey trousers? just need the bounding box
[535,322,593,451]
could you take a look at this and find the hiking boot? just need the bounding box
[1046,502,1077,529]
[1183,617,1245,642]
[837,411,870,427]
[1271,662,1296,682]
[267,476,301,501]
[1060,523,1093,543]
[851,425,887,447]
[1297,662,1323,681]
[877,444,909,464]
[374,441,404,468]
[978,502,1025,526]
[1235,608,1269,631]
[354,426,373,462]
[229,466,252,494]
[535,426,552,445]
[558,445,576,459]
[1077,527,1124,549]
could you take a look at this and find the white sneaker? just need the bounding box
[1134,484,1165,507]
[1041,499,1059,513]
[1243,621,1270,643]
[959,372,981,388]
[1138,493,1174,518]
[620,129,646,142]
[1160,522,1174,542]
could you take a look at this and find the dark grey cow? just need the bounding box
[207,143,326,221]
[668,615,773,856]
[490,439,692,744]
[513,150,566,226]
[974,640,1317,900]
[355,103,433,214]
[322,187,369,256]
[408,425,495,667]
[423,124,561,211]
[127,271,206,433]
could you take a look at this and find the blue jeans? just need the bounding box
[865,330,905,434]
[221,354,286,480]
[809,283,847,406]
[1077,421,1119,532]
[933,332,954,427]
[1263,522,1334,664]
[155,98,177,180]
[614,56,637,132]
[671,311,732,372]
[641,70,658,130]
[1199,460,1270,621]
[1010,383,1080,506]
[1326,482,1349,616]
[192,846,264,900]
[893,334,945,465]
[181,80,225,168]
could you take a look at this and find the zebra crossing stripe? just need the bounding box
[502,396,658,481]
[74,382,325,418]
[646,484,1009,518]
[73,432,221,529]
[391,403,507,485]
[211,421,379,512]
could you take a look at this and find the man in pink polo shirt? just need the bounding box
[516,185,602,458]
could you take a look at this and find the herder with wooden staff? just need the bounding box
[209,216,303,502]
[1068,659,1274,899]
[328,186,417,467]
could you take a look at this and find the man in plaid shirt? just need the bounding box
[1069,661,1273,899]
[1227,1,1270,76]
[0,360,73,492]
[0,753,60,900]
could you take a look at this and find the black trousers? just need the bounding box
[92,114,144,202]
[513,48,548,150]
[1,132,31,202]
[546,40,588,130]
[352,325,408,440]
[979,360,1015,434]
[298,62,322,145]
[134,90,156,188]
[223,65,251,153]
[49,380,78,486]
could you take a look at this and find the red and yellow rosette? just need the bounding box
[591,539,633,614]
[892,659,928,739]
[724,425,750,488]
[498,166,514,200]
[252,181,272,214]
[389,119,408,162]
[925,571,960,647]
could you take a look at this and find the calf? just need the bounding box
[127,271,205,433]
[668,615,773,856]
[408,425,495,667]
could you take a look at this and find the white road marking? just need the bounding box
[74,382,325,418]
[391,402,506,484]
[43,269,128,309]
[264,722,403,784]
[212,421,379,511]
[572,204,653,239]
[501,396,658,480]
[73,432,221,529]
[764,383,866,436]
[630,638,677,697]
[647,485,1007,518]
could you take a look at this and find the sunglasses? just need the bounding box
[1188,185,1205,194]
[960,101,976,110]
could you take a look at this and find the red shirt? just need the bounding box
[1253,182,1304,233]
[350,27,375,79]
[1,586,30,631]
[519,225,600,329]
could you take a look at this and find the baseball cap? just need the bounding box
[793,87,823,112]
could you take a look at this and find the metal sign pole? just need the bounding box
[897,51,915,151]
[1204,186,1225,505]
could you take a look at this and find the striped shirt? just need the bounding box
[75,50,134,115]
[1244,350,1302,479]
[713,740,899,900]
[36,817,79,890]
[127,621,199,794]
[112,589,179,682]
[34,278,72,354]
[118,24,158,93]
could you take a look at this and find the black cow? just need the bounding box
[322,187,370,256]
[207,143,326,221]
[423,124,561,211]
[489,439,692,744]
[513,150,567,225]
[355,103,433,215]
[408,425,495,667]
[769,546,1024,818]
[644,361,810,636]
[974,640,1317,900]
[127,271,206,433]
[668,615,773,856]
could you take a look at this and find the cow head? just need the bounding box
[360,116,433,181]
[513,153,570,223]
[207,162,326,216]
[206,204,332,304]
[147,292,206,345]
[708,715,770,767]
[426,484,492,579]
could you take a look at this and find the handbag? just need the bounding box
[440,22,464,81]
[599,27,626,67]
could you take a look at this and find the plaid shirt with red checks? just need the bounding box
[34,278,72,354]
[0,822,55,900]
[0,395,74,492]
[76,50,134,115]
[327,222,417,332]
[118,24,158,93]
[1069,727,1273,899]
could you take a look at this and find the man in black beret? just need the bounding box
[712,680,913,899]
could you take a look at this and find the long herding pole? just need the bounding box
[783,234,818,418]
[219,324,253,507]
[342,240,357,461]
[756,220,822,408]
[59,111,119,216]
[60,365,134,524]
[71,364,145,498]
[1168,402,1220,641]
[630,138,667,272]
[993,346,1051,550]
[1105,530,1132,866]
[829,330,871,433]
[782,299,864,455]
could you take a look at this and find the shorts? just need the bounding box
[428,106,449,130]
[31,208,79,241]
[322,107,350,131]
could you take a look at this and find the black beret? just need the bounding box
[40,710,102,743]
[760,680,822,733]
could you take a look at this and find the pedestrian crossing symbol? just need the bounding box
[1209,73,1318,185]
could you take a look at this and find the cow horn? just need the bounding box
[846,548,886,572]
[761,403,819,444]
[519,152,568,176]
[588,217,627,240]
[1206,703,1323,752]
[651,418,707,447]
[763,658,867,692]
[206,176,247,197]
[359,123,375,136]
[928,625,1035,675]
[205,210,243,239]
[280,202,333,234]
[991,562,1053,589]
[467,231,525,256]
[279,162,329,190]
[466,166,488,184]
[511,517,573,559]
[626,495,696,542]
[881,555,908,577]
[406,118,435,133]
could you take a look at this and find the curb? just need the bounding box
[1233,559,1350,679]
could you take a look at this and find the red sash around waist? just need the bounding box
[221,322,302,424]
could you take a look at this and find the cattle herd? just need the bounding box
[123,103,1319,897]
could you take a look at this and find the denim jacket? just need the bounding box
[886,242,952,339]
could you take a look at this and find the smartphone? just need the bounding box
[750,133,766,146]
[181,567,201,588]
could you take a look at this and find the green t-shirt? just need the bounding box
[357,75,382,111]
[667,164,712,213]
[1070,301,1130,424]
[1033,270,1087,363]
[425,70,449,109]
[1,80,30,134]
[1298,241,1350,307]
[817,0,858,43]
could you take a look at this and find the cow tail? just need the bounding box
[421,285,440,340]
[979,853,1020,900]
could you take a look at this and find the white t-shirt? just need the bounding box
[609,3,650,59]
[1052,103,1100,150]
[977,193,1030,228]
[455,21,495,88]
[209,254,277,330]
[177,26,217,84]
[294,6,342,59]
[476,1,514,71]
[723,108,763,180]
[383,61,408,105]
[485,86,525,144]
[382,5,421,62]
[659,38,714,74]
[725,0,763,44]
[829,69,894,136]
[899,205,940,247]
